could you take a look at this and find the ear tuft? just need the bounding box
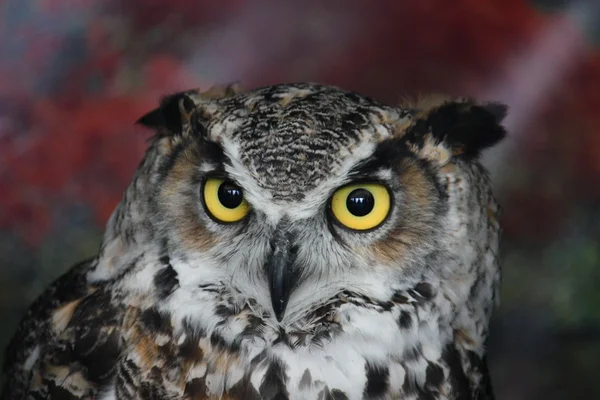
[481,102,508,124]
[136,83,243,134]
[420,100,508,159]
[136,91,192,134]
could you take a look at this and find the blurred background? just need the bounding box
[1,0,599,398]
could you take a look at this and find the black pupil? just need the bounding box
[346,188,375,217]
[218,182,244,209]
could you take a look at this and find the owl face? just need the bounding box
[121,83,506,331]
[74,83,508,398]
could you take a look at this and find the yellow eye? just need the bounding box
[203,178,250,223]
[330,183,391,231]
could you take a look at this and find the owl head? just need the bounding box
[91,83,506,354]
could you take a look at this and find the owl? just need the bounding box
[1,82,507,400]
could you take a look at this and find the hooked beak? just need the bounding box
[266,230,298,322]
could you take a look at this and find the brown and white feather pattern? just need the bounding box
[1,82,506,399]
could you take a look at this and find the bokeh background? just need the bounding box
[1,0,600,398]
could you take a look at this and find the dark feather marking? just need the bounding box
[228,374,262,400]
[299,369,312,390]
[318,386,331,400]
[442,345,471,400]
[338,291,395,311]
[215,303,238,318]
[310,328,332,348]
[330,389,349,400]
[210,332,234,352]
[398,311,413,329]
[184,378,208,398]
[412,282,434,300]
[139,308,172,335]
[340,111,368,140]
[242,314,266,337]
[197,283,222,293]
[273,327,292,347]
[391,291,410,304]
[348,137,414,179]
[425,361,444,391]
[363,362,389,398]
[74,327,121,384]
[198,135,228,167]
[259,359,289,400]
[117,359,137,389]
[140,377,169,400]
[153,263,179,299]
[178,332,204,363]
[319,386,347,400]
[116,358,140,399]
[401,367,417,396]
[467,352,495,400]
[250,349,268,367]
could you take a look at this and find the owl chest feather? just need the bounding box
[107,279,485,400]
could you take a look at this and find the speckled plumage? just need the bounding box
[1,82,507,400]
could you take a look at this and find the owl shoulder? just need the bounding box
[1,258,125,399]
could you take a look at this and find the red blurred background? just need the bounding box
[1,1,599,398]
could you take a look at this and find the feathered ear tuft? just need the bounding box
[136,91,196,134]
[481,102,508,125]
[135,83,244,135]
[409,99,508,162]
